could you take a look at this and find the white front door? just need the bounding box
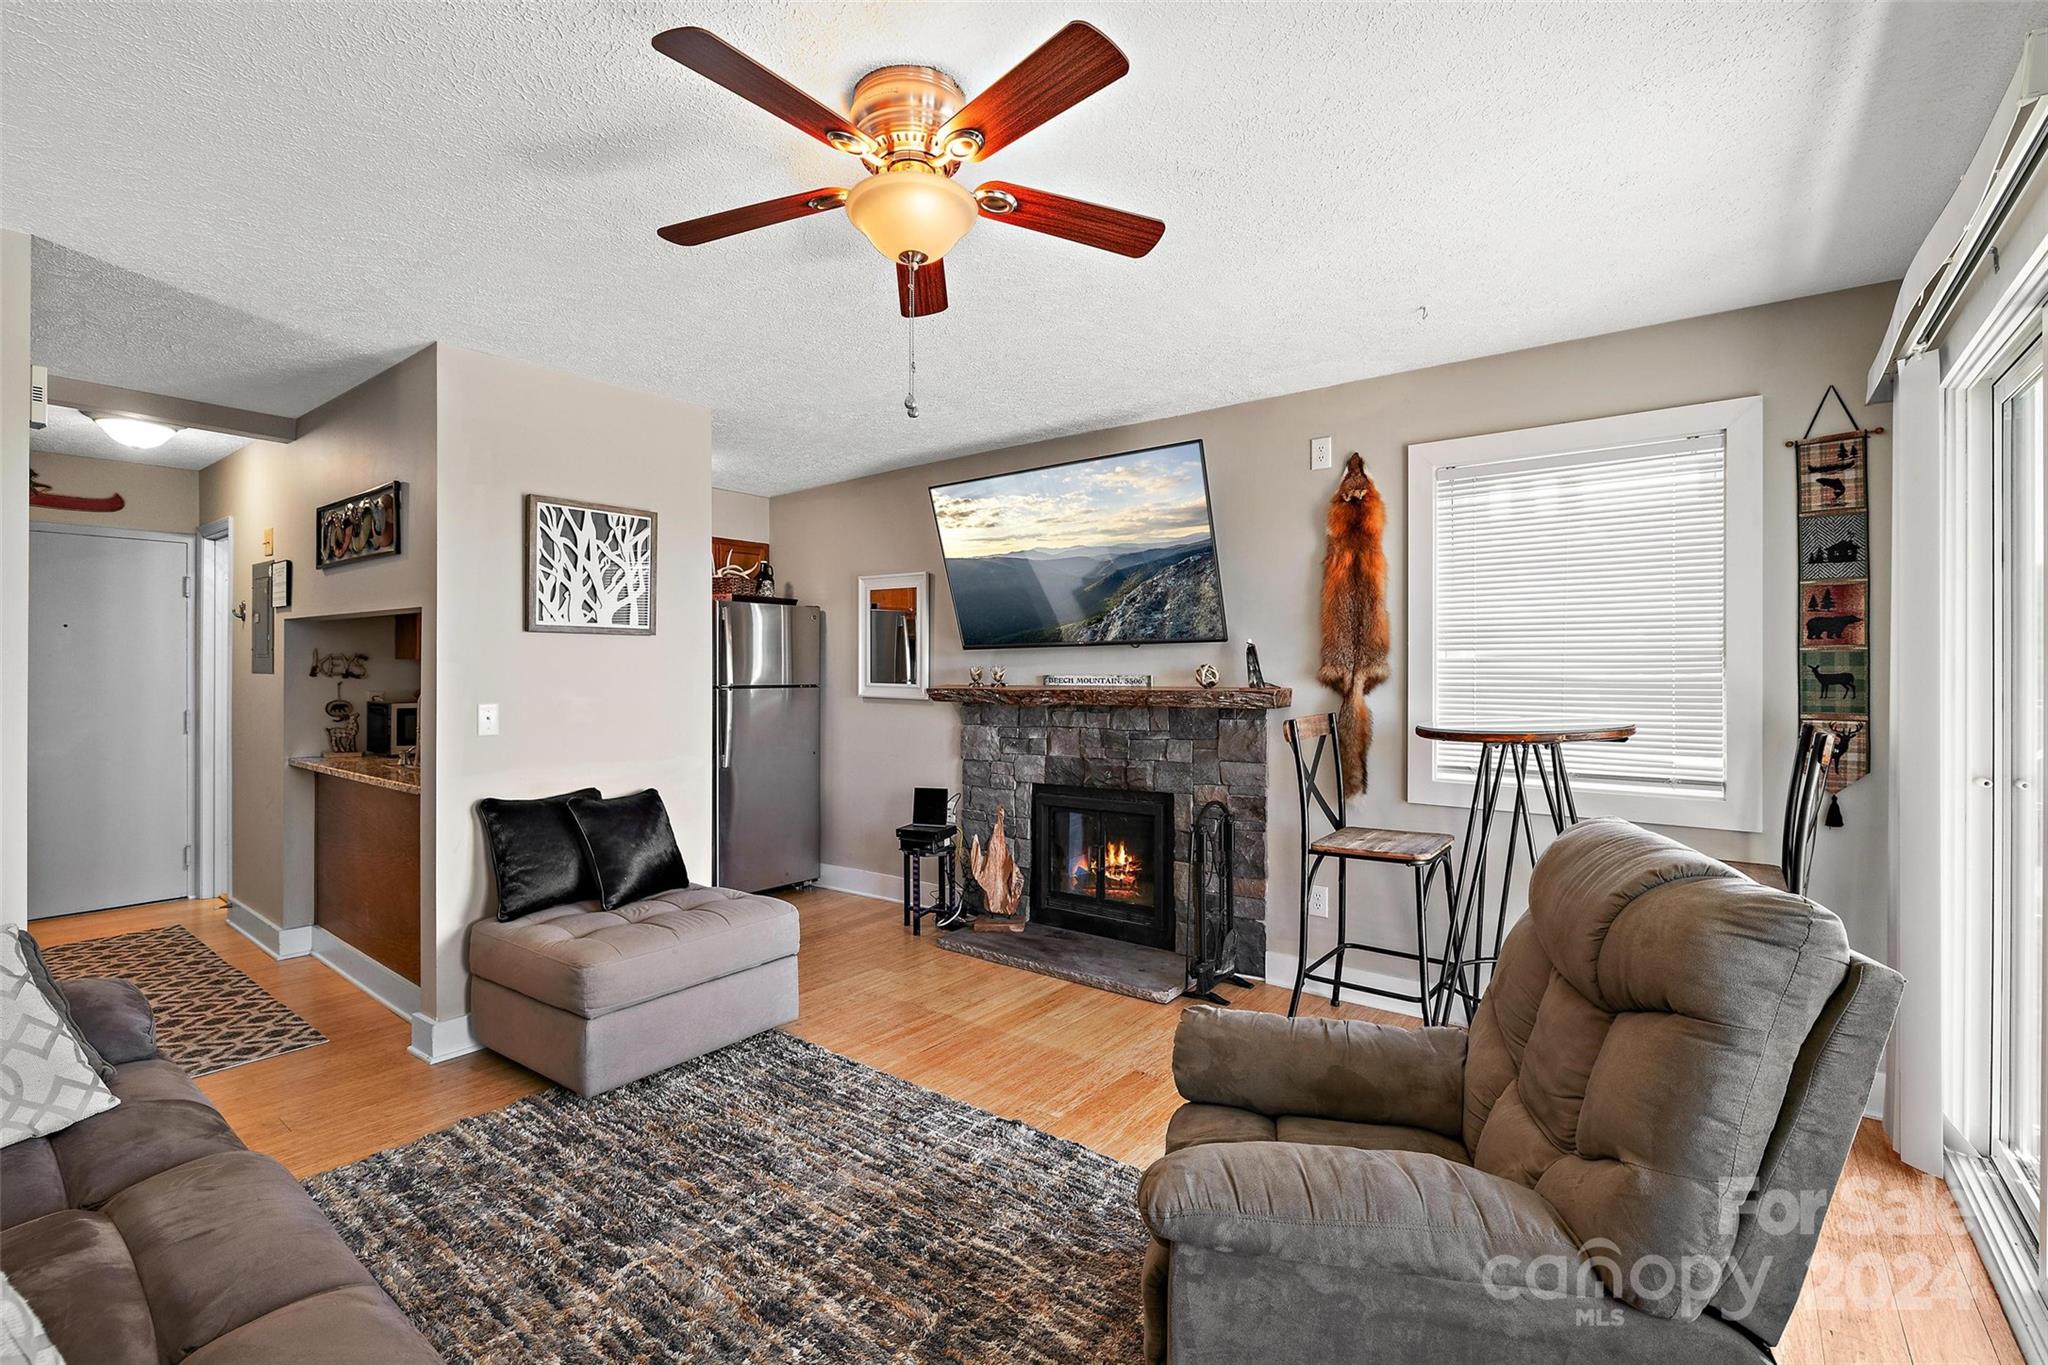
[28,526,196,917]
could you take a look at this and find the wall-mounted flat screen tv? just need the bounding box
[929,439,1228,649]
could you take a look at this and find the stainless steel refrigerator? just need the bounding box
[714,601,822,893]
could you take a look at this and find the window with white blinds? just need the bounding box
[1429,435,1731,797]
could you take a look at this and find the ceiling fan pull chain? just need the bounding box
[904,259,920,419]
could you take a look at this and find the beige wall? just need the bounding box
[712,488,771,544]
[198,348,437,985]
[1,230,28,930]
[770,283,1896,974]
[431,345,712,1018]
[28,450,198,532]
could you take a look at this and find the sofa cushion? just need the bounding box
[1164,1103,1275,1152]
[0,1140,66,1230]
[51,1060,243,1211]
[1,932,120,1147]
[56,979,156,1068]
[469,887,799,1017]
[1461,818,1852,1320]
[0,1209,156,1365]
[477,788,601,921]
[183,1285,441,1365]
[15,932,113,1080]
[1140,1143,1587,1290]
[566,789,689,911]
[105,1150,386,1361]
[1274,1115,1469,1164]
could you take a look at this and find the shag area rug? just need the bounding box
[307,1030,1149,1363]
[43,924,325,1076]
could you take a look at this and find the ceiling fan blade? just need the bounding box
[658,188,847,246]
[975,182,1164,258]
[896,258,949,317]
[652,27,867,153]
[938,22,1128,160]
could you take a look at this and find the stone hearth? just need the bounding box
[950,698,1277,966]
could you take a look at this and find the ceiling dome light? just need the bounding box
[89,414,179,449]
[844,164,977,264]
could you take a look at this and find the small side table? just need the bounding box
[1414,722,1635,1022]
[896,823,959,936]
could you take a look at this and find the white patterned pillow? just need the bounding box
[0,1271,63,1365]
[1,930,118,1147]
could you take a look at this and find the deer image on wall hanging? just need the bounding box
[1319,453,1391,795]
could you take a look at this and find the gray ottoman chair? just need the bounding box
[468,886,799,1096]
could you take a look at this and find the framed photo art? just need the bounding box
[315,481,402,568]
[524,493,657,635]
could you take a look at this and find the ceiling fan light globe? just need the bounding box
[844,166,976,264]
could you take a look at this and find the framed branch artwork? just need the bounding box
[524,494,658,635]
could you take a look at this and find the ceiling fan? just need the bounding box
[650,21,1166,328]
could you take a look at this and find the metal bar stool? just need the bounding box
[1282,714,1457,1019]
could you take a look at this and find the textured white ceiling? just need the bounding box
[31,405,248,470]
[4,2,2042,495]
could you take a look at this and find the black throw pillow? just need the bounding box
[566,789,689,911]
[478,788,602,920]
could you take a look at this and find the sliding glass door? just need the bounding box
[1992,341,2045,1235]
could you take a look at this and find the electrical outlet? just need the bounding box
[1309,886,1331,919]
[477,702,499,736]
[1311,436,1333,470]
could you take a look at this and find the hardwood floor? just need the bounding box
[34,887,2021,1364]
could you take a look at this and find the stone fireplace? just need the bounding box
[934,684,1290,968]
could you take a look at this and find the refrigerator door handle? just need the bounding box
[718,612,735,688]
[719,689,734,770]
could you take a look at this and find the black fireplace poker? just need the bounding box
[1187,800,1254,1004]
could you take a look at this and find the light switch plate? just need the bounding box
[262,527,274,556]
[1309,886,1330,919]
[477,703,499,736]
[1311,437,1333,470]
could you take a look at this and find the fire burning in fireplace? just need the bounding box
[1071,840,1141,895]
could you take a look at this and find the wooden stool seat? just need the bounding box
[1308,827,1454,864]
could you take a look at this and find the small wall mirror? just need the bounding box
[858,572,930,700]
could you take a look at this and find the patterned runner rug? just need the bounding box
[307,1030,1148,1363]
[43,924,326,1076]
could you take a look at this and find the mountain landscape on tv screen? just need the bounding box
[943,534,1225,647]
[930,440,1228,648]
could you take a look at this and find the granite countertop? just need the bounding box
[288,753,421,794]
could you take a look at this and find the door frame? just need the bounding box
[196,518,233,900]
[27,522,199,909]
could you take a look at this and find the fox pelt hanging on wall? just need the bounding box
[1318,453,1391,795]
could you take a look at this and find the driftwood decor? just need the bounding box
[967,806,1026,932]
[1318,453,1392,795]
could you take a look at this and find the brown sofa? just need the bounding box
[0,977,439,1364]
[1139,818,1903,1364]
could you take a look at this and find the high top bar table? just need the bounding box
[1416,722,1635,1023]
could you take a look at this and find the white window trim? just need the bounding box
[1406,396,1766,833]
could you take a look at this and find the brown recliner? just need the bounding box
[1138,818,1903,1364]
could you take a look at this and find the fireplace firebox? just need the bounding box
[1030,784,1175,949]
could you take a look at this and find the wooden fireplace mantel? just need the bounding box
[926,684,1292,709]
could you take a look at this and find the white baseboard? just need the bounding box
[226,899,313,960]
[408,1011,482,1065]
[1864,1071,1886,1122]
[816,863,902,903]
[311,927,419,1021]
[1263,950,1427,1021]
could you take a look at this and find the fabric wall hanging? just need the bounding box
[1318,453,1391,795]
[1791,387,1882,826]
